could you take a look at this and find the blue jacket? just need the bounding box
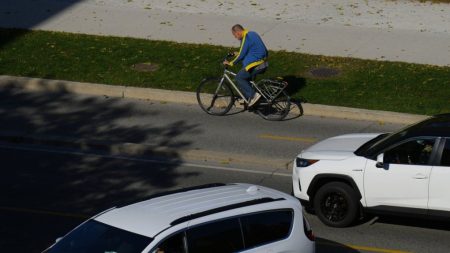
[230,30,268,71]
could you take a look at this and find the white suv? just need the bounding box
[44,183,315,253]
[292,113,450,227]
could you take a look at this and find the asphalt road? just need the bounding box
[1,144,450,253]
[2,87,450,252]
[0,85,403,163]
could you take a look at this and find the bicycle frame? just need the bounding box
[198,61,291,120]
[220,68,281,104]
[219,69,247,103]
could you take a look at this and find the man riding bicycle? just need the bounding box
[223,24,268,107]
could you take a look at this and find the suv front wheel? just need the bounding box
[313,182,359,227]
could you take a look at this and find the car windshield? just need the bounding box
[355,117,433,157]
[45,220,152,253]
[354,133,390,157]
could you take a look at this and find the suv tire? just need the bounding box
[313,182,359,227]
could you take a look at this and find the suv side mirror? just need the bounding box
[376,153,384,168]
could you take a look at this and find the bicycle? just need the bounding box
[196,54,291,121]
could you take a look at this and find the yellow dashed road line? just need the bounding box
[259,134,317,143]
[318,241,411,253]
[347,244,412,253]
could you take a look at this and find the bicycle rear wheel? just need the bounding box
[256,90,291,121]
[196,77,235,116]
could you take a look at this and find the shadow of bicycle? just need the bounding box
[281,75,307,121]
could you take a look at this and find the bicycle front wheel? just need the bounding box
[256,90,291,121]
[196,77,235,116]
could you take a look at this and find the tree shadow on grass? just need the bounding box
[0,79,201,252]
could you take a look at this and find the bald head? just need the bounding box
[231,24,245,40]
[232,24,244,32]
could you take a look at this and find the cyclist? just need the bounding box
[223,24,268,107]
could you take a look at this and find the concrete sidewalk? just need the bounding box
[0,0,449,66]
[0,75,427,124]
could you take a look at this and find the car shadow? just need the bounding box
[364,213,450,232]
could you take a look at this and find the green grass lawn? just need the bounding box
[0,29,449,115]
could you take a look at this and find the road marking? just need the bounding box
[347,244,411,253]
[183,161,291,177]
[0,143,292,177]
[0,206,88,219]
[259,134,317,143]
[318,241,411,253]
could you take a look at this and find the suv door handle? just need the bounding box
[413,173,428,179]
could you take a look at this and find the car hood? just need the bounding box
[300,133,382,160]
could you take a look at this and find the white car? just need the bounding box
[292,113,450,227]
[44,183,315,253]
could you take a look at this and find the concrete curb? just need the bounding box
[0,75,428,124]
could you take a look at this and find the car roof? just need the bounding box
[94,183,293,238]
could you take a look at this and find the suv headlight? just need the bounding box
[295,158,319,167]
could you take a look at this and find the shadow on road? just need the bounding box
[0,81,200,252]
[367,214,450,232]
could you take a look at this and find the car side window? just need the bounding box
[153,232,186,253]
[186,218,244,253]
[240,210,293,249]
[439,139,450,166]
[384,138,436,165]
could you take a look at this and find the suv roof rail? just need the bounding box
[117,183,228,208]
[170,197,285,226]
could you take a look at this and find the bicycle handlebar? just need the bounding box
[223,52,234,61]
[222,52,235,69]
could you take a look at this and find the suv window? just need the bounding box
[46,220,152,253]
[440,139,450,166]
[241,210,293,249]
[186,218,243,253]
[384,138,436,165]
[154,232,186,253]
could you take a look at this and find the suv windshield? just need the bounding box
[46,220,152,253]
[355,117,433,158]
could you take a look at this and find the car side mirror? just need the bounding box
[376,153,384,168]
